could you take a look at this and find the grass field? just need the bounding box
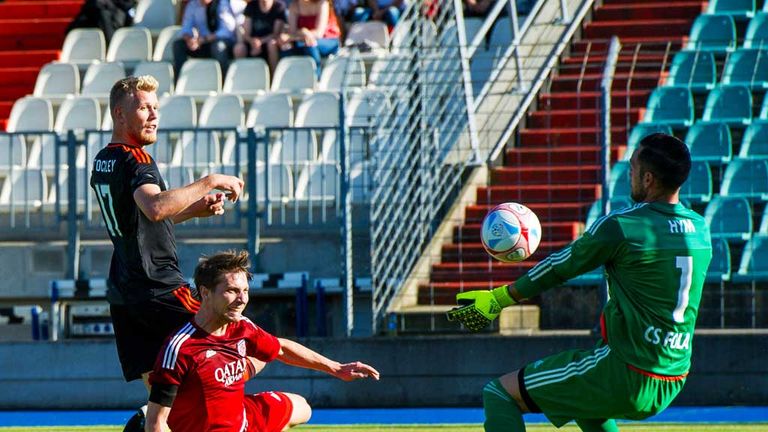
[1,425,767,432]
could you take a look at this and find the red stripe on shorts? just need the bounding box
[627,364,688,381]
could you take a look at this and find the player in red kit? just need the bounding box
[146,250,380,432]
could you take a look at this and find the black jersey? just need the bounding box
[90,143,187,305]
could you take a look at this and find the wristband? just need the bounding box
[491,285,517,308]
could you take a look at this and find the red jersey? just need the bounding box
[150,318,281,432]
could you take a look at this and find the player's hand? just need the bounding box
[446,285,516,332]
[334,361,380,382]
[204,193,225,215]
[208,174,244,203]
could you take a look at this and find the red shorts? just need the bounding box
[244,391,294,432]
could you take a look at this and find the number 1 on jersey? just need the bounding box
[95,183,123,238]
[673,256,693,324]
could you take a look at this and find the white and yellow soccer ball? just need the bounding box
[480,202,542,263]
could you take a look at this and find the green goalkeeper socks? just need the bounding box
[575,418,619,432]
[483,379,525,432]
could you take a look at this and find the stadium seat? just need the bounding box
[641,86,694,127]
[685,122,732,164]
[707,0,755,20]
[746,12,768,49]
[101,107,112,130]
[739,120,768,158]
[251,162,294,202]
[702,85,752,126]
[704,195,753,240]
[760,207,768,233]
[340,90,388,163]
[33,62,80,103]
[199,94,244,167]
[624,123,673,159]
[6,97,52,133]
[198,94,244,128]
[153,25,182,62]
[60,29,106,70]
[345,21,390,55]
[707,238,732,282]
[720,158,768,200]
[134,0,177,37]
[133,61,174,95]
[106,27,153,68]
[608,161,630,199]
[350,160,372,203]
[176,59,222,102]
[318,56,366,91]
[271,56,316,94]
[247,93,293,128]
[46,97,99,168]
[0,169,48,209]
[273,92,339,165]
[222,58,270,102]
[294,162,339,202]
[686,14,737,52]
[680,161,714,204]
[584,197,633,229]
[49,166,87,211]
[81,62,126,104]
[154,95,197,165]
[721,48,768,89]
[734,235,768,281]
[158,165,194,189]
[391,18,438,53]
[666,51,716,92]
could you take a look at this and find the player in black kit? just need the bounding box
[90,76,244,431]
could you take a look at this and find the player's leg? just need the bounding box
[575,419,619,432]
[483,374,526,432]
[281,392,312,429]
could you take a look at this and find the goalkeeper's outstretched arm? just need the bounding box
[448,216,623,331]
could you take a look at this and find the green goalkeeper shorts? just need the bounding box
[519,342,686,427]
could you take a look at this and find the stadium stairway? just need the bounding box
[0,0,83,130]
[397,0,705,333]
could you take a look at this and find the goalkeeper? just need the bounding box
[448,133,712,432]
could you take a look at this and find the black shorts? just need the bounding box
[110,285,200,382]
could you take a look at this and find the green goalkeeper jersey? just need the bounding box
[515,202,712,376]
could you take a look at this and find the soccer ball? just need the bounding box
[480,202,542,263]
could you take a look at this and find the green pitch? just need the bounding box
[1,425,768,432]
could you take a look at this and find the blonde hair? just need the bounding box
[109,75,159,113]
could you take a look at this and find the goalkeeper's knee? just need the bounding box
[575,418,619,432]
[483,379,525,432]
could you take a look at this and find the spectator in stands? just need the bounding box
[66,0,136,42]
[334,0,366,28]
[173,0,246,78]
[145,250,380,432]
[233,0,287,75]
[279,0,342,75]
[355,0,406,28]
[91,75,244,432]
[463,0,493,17]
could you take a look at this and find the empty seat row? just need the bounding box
[687,12,768,53]
[35,55,368,104]
[642,84,759,128]
[610,158,768,203]
[666,48,768,92]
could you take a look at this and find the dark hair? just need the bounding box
[636,133,691,191]
[194,250,253,291]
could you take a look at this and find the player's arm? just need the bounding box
[144,400,171,432]
[449,217,623,330]
[276,337,380,381]
[133,174,243,223]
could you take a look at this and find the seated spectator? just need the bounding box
[172,0,245,78]
[280,0,341,75]
[66,0,136,42]
[234,0,287,75]
[464,0,492,17]
[356,0,406,28]
[334,0,365,28]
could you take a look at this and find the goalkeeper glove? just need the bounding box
[446,285,517,331]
